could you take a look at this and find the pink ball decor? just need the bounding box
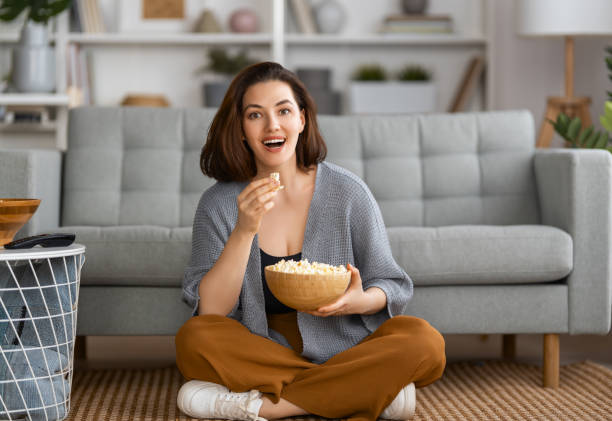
[229,8,259,33]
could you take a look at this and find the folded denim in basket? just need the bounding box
[0,346,70,420]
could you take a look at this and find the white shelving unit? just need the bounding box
[0,0,491,150]
[66,32,274,45]
[0,94,69,106]
[0,15,69,150]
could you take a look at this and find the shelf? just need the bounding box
[285,33,487,46]
[67,32,273,46]
[0,121,57,132]
[0,33,19,43]
[0,94,69,106]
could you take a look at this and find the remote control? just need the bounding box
[3,233,76,249]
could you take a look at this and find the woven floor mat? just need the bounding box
[66,360,612,420]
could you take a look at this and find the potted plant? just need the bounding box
[349,63,436,114]
[197,48,256,107]
[548,46,612,152]
[0,0,72,93]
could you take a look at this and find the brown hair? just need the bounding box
[200,62,327,182]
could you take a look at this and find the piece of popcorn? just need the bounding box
[267,258,348,275]
[269,172,285,191]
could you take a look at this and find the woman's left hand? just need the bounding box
[306,263,369,317]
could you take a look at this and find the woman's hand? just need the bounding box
[307,263,381,317]
[235,176,279,236]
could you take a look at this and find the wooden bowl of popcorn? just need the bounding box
[264,259,351,311]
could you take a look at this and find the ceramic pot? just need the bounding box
[229,9,259,33]
[401,0,428,14]
[12,21,55,93]
[314,0,346,34]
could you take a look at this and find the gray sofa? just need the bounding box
[2,107,611,388]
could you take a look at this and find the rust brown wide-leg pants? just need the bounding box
[175,313,445,421]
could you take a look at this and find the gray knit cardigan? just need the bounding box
[182,161,413,364]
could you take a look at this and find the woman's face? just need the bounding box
[242,80,305,172]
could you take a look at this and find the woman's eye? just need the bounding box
[247,112,261,119]
[279,108,291,115]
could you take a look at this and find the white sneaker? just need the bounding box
[380,382,416,420]
[177,380,267,420]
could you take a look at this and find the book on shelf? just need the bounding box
[381,14,453,34]
[66,43,93,107]
[289,0,317,34]
[73,0,106,33]
[448,55,485,112]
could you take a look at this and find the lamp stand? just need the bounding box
[536,36,592,148]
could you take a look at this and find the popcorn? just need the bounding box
[270,172,285,191]
[267,259,348,275]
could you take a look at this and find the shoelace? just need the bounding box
[214,389,263,420]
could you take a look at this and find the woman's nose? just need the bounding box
[266,115,280,131]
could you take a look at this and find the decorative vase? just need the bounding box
[401,0,428,14]
[193,9,222,33]
[12,21,56,93]
[314,0,346,34]
[228,9,259,33]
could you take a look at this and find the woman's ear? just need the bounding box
[299,108,306,133]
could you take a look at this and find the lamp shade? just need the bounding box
[517,0,612,37]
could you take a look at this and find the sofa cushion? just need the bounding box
[57,226,191,287]
[61,224,571,288]
[387,225,573,285]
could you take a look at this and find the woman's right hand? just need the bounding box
[235,176,279,235]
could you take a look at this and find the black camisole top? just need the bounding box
[260,248,301,314]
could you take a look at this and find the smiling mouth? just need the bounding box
[263,139,286,149]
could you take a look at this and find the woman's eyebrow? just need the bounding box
[244,99,294,111]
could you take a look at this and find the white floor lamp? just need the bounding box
[517,0,612,148]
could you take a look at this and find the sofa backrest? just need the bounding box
[63,107,539,228]
[63,107,217,227]
[319,110,539,227]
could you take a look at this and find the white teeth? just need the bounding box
[264,139,285,145]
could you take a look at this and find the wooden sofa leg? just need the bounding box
[543,334,559,388]
[74,335,87,360]
[502,334,516,360]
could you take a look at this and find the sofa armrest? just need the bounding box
[0,149,62,238]
[534,149,612,334]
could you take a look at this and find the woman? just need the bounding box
[175,62,445,421]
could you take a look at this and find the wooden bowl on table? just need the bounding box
[264,267,351,311]
[0,198,41,246]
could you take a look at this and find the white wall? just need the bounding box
[490,0,612,146]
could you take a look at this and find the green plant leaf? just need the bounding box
[566,117,581,140]
[1,0,72,24]
[578,126,594,146]
[0,0,28,21]
[352,64,387,81]
[595,131,610,149]
[585,130,600,148]
[558,113,570,132]
[601,115,612,132]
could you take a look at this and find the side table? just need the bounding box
[0,244,85,421]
